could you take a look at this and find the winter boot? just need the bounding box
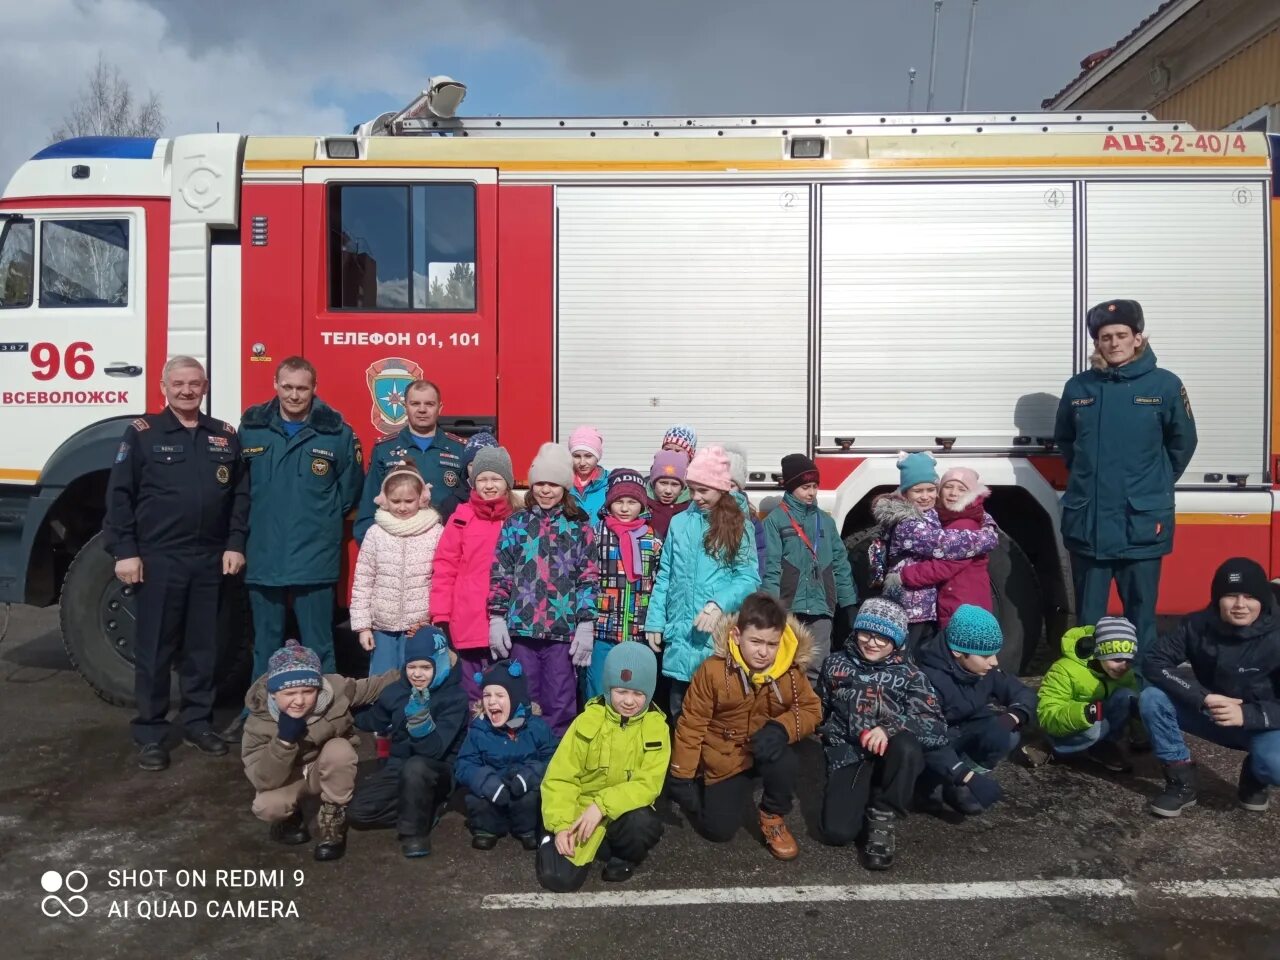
[758,809,799,861]
[269,809,310,846]
[1150,761,1197,818]
[400,835,431,858]
[601,858,634,882]
[941,782,985,816]
[1085,739,1132,774]
[862,807,896,871]
[516,832,540,851]
[1238,755,1271,812]
[471,831,500,851]
[314,801,348,861]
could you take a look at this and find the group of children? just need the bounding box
[239,427,1277,885]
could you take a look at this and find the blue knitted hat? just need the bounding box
[403,627,451,690]
[853,598,908,648]
[897,450,939,493]
[266,639,322,693]
[603,642,657,710]
[461,431,498,486]
[475,659,531,728]
[945,605,1004,655]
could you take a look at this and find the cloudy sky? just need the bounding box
[1,0,1163,182]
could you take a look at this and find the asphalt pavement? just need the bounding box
[2,602,1279,960]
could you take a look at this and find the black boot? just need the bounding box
[1150,761,1197,818]
[601,857,635,882]
[400,835,431,858]
[941,782,984,816]
[471,832,500,851]
[1238,755,1271,812]
[516,832,540,852]
[314,801,348,861]
[269,809,310,846]
[862,807,896,871]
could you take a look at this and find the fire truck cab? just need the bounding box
[1,103,1276,703]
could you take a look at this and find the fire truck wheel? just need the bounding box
[60,533,253,707]
[988,531,1043,675]
[843,527,883,602]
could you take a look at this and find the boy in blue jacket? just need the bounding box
[348,628,468,858]
[917,605,1037,816]
[456,660,558,851]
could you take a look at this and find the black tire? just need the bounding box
[989,531,1044,675]
[60,533,253,708]
[843,527,883,602]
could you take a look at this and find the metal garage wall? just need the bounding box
[1085,180,1268,483]
[556,185,810,479]
[820,181,1076,449]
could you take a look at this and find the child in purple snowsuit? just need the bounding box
[488,443,598,736]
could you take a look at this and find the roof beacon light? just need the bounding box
[790,136,825,159]
[403,76,468,121]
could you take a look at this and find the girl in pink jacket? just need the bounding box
[430,446,523,702]
[350,464,444,677]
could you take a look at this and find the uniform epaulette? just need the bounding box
[372,433,399,445]
[444,431,466,444]
[131,417,150,431]
[222,421,237,434]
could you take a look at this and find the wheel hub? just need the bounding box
[98,579,138,666]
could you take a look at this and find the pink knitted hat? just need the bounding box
[685,445,733,492]
[568,425,603,459]
[939,466,981,492]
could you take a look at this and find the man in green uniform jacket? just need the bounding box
[223,357,363,741]
[354,379,467,542]
[1054,299,1197,664]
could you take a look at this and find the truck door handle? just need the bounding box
[104,363,143,378]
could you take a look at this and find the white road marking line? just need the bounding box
[483,877,1280,910]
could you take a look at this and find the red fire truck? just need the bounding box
[1,94,1276,703]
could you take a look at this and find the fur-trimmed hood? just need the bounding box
[240,396,346,433]
[872,492,923,531]
[711,612,815,671]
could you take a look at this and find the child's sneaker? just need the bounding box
[471,831,500,851]
[862,808,896,871]
[1238,756,1271,812]
[601,858,634,882]
[758,809,799,861]
[1085,740,1132,774]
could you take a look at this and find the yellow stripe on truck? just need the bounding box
[0,469,40,482]
[1175,513,1271,526]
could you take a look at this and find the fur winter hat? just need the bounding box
[662,424,697,457]
[529,442,574,489]
[603,642,657,710]
[781,453,820,492]
[476,659,531,728]
[605,467,648,509]
[471,445,514,490]
[897,450,939,493]
[267,639,322,693]
[853,598,908,648]
[1086,299,1144,339]
[686,445,734,492]
[569,425,604,459]
[649,450,689,487]
[945,605,1004,656]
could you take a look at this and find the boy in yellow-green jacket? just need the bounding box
[1038,617,1142,773]
[537,643,669,891]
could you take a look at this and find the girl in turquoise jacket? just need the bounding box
[644,446,760,717]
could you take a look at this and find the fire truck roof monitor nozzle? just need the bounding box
[419,76,467,119]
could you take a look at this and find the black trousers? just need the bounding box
[132,550,222,744]
[347,756,452,837]
[697,748,799,842]
[535,808,664,893]
[821,731,923,847]
[904,621,938,660]
[466,791,541,837]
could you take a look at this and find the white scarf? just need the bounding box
[374,507,440,537]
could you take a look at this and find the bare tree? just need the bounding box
[51,55,165,142]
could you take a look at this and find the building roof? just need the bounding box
[1042,0,1188,108]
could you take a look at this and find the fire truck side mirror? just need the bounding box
[936,437,956,452]
[834,437,855,451]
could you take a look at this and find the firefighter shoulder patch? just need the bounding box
[1181,385,1194,421]
[131,417,150,431]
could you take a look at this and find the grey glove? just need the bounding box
[488,616,512,659]
[881,571,904,600]
[570,621,595,668]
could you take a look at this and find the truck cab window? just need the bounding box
[328,183,476,311]
[0,218,34,308]
[40,219,130,308]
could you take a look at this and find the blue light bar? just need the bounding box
[31,137,158,161]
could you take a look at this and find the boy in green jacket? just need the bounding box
[763,454,858,683]
[1038,617,1141,773]
[537,643,669,891]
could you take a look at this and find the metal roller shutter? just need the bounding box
[556,185,810,480]
[819,181,1076,449]
[1085,180,1268,483]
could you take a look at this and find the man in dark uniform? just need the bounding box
[1054,299,1198,667]
[220,356,363,742]
[355,379,467,541]
[104,356,249,771]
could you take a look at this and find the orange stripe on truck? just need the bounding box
[1176,512,1271,526]
[0,469,40,482]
